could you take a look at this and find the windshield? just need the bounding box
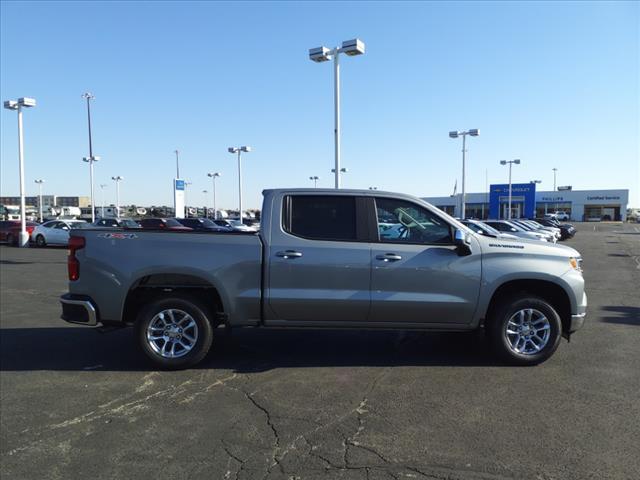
[199,219,216,227]
[120,219,139,228]
[474,222,501,236]
[69,222,92,229]
[229,220,244,227]
[165,219,183,227]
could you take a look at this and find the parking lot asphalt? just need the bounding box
[1,223,639,480]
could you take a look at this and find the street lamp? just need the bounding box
[552,168,558,191]
[207,172,221,218]
[331,167,348,187]
[202,190,208,215]
[111,176,123,219]
[499,159,521,219]
[175,149,180,178]
[228,146,251,220]
[81,93,100,223]
[449,129,479,219]
[99,184,107,218]
[309,38,365,189]
[368,186,378,190]
[309,176,320,188]
[34,179,44,223]
[4,97,36,247]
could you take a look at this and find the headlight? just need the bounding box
[569,256,583,272]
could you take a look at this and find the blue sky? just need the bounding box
[1,1,638,209]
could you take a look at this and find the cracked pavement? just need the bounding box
[1,222,639,479]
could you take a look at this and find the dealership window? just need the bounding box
[465,203,489,220]
[435,205,455,216]
[535,202,572,218]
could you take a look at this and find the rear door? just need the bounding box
[266,194,372,324]
[369,197,482,325]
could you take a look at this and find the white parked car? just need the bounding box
[484,220,550,242]
[32,219,92,247]
[545,211,570,221]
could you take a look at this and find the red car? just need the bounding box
[0,221,39,245]
[138,218,192,231]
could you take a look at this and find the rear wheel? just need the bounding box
[135,295,214,370]
[488,295,562,366]
[35,235,46,247]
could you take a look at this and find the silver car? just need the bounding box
[32,220,92,247]
[484,220,550,242]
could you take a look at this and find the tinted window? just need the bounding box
[165,219,182,227]
[70,222,92,229]
[375,198,452,244]
[286,195,356,241]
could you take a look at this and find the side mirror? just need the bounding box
[454,228,472,256]
[62,226,69,231]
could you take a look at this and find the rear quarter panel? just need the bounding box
[68,231,263,325]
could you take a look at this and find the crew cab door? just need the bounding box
[369,197,481,325]
[265,194,372,324]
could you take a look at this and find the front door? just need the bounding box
[266,194,371,323]
[370,197,481,325]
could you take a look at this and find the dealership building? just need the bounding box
[423,184,630,221]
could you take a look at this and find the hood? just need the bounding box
[473,231,580,258]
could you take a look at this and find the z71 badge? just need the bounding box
[97,233,138,239]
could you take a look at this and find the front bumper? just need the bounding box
[568,291,587,333]
[60,293,99,326]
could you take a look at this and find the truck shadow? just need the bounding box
[0,327,506,372]
[600,306,640,326]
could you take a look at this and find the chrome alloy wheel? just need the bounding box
[146,309,198,358]
[505,308,551,355]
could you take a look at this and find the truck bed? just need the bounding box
[68,229,263,326]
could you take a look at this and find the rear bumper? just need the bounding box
[60,293,99,326]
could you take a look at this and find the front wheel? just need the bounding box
[135,295,214,370]
[488,295,562,366]
[35,235,46,247]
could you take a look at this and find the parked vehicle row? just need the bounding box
[458,218,576,243]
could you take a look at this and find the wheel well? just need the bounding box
[122,274,224,326]
[485,279,572,333]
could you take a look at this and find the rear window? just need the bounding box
[284,195,356,241]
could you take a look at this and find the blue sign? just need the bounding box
[175,179,185,191]
[489,183,536,219]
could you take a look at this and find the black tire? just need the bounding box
[35,235,46,247]
[6,233,14,246]
[135,295,214,370]
[488,295,562,366]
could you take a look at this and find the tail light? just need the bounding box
[68,236,85,281]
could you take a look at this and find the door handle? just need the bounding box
[376,253,402,262]
[276,250,303,259]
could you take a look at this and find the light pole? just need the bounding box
[4,97,36,247]
[175,150,180,178]
[81,93,100,223]
[331,168,348,187]
[202,190,208,215]
[449,129,479,219]
[34,179,44,222]
[368,186,378,190]
[207,172,221,218]
[228,146,251,220]
[500,159,521,220]
[552,168,558,191]
[99,184,107,218]
[309,38,365,189]
[112,176,123,219]
[309,176,320,188]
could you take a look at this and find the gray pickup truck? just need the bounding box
[60,189,587,369]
